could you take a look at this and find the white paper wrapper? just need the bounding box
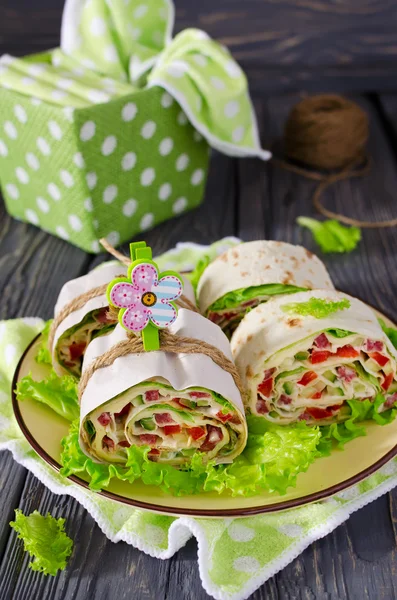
[80,308,245,423]
[51,262,195,376]
[231,289,397,400]
[197,240,335,313]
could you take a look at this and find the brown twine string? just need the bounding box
[78,329,245,403]
[272,94,397,228]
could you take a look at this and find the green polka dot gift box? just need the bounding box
[0,0,269,253]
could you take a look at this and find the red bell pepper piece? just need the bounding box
[297,371,317,386]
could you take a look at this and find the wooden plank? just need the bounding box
[0,452,26,562]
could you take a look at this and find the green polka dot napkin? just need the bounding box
[0,0,269,253]
[1,240,397,600]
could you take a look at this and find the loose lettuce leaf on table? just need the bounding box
[297,217,361,253]
[16,370,79,422]
[10,510,73,576]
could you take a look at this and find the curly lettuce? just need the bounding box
[281,297,350,319]
[35,319,53,366]
[10,510,73,576]
[379,318,397,350]
[297,217,361,253]
[209,283,307,313]
[16,371,79,422]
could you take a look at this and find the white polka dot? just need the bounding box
[196,96,202,112]
[127,24,141,39]
[123,199,137,217]
[152,30,163,45]
[193,131,203,142]
[28,64,46,76]
[87,89,110,104]
[73,152,85,168]
[193,54,208,67]
[37,137,50,155]
[177,112,188,126]
[176,154,189,171]
[159,137,173,156]
[161,92,173,108]
[14,105,27,124]
[80,121,96,142]
[101,135,117,156]
[5,344,17,366]
[37,197,50,213]
[232,126,245,143]
[210,76,225,90]
[93,219,99,230]
[0,65,7,77]
[167,62,188,78]
[25,209,39,225]
[0,55,15,66]
[69,214,83,231]
[225,59,242,78]
[158,183,171,201]
[56,226,69,240]
[134,4,148,18]
[71,67,85,77]
[224,100,240,118]
[60,169,74,188]
[159,6,167,19]
[191,169,204,185]
[90,16,107,36]
[15,167,29,184]
[277,524,304,538]
[5,184,19,199]
[140,213,154,230]
[47,183,61,201]
[48,120,63,140]
[81,58,97,70]
[63,107,75,122]
[91,240,100,253]
[51,90,67,101]
[104,44,118,63]
[121,152,137,171]
[0,140,8,156]
[22,77,35,86]
[122,102,138,122]
[57,78,73,91]
[173,197,187,214]
[52,54,62,67]
[4,121,17,139]
[141,121,156,139]
[26,153,39,170]
[101,77,117,90]
[140,168,155,186]
[103,184,118,204]
[86,172,97,190]
[194,31,209,41]
[84,198,93,212]
[233,556,260,573]
[107,231,120,246]
[31,97,42,106]
[228,523,255,542]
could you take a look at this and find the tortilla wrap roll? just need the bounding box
[197,240,334,336]
[79,309,247,466]
[50,263,195,378]
[231,290,397,425]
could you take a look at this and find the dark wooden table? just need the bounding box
[2,2,397,599]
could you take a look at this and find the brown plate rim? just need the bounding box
[11,308,397,518]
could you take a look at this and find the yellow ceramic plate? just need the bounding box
[12,310,397,518]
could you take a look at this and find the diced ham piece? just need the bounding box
[298,412,311,421]
[384,393,397,409]
[163,424,182,435]
[155,413,175,425]
[256,397,269,414]
[365,339,384,352]
[208,313,223,325]
[97,412,111,426]
[279,394,292,405]
[69,341,86,361]
[335,345,359,359]
[190,391,211,398]
[264,368,276,380]
[145,390,159,402]
[369,352,389,367]
[148,448,160,456]
[311,350,332,364]
[189,427,207,441]
[118,440,131,448]
[382,372,394,391]
[314,333,330,349]
[337,366,357,383]
[102,435,115,450]
[95,308,113,324]
[139,434,159,445]
[115,403,131,419]
[200,425,223,452]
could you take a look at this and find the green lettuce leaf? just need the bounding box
[189,254,211,293]
[327,328,353,338]
[35,319,53,366]
[281,297,350,319]
[10,510,73,576]
[379,318,397,350]
[209,283,306,312]
[16,371,79,422]
[297,217,361,253]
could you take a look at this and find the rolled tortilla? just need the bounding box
[231,289,397,425]
[51,262,196,378]
[197,241,334,336]
[79,309,247,466]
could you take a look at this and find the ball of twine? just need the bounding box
[275,93,397,228]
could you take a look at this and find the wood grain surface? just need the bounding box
[2,2,397,599]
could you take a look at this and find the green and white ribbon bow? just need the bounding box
[0,0,270,160]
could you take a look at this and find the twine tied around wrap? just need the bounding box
[78,329,246,404]
[274,94,397,228]
[48,240,198,354]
